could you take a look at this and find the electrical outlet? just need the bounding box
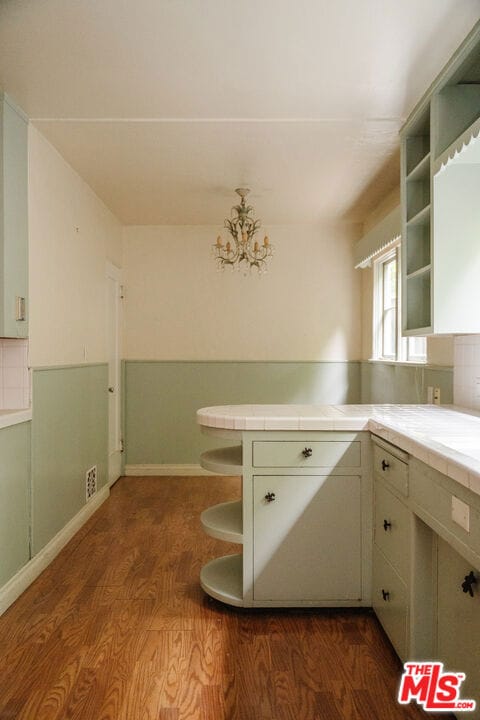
[86,465,97,501]
[433,387,441,405]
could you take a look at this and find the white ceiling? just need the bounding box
[0,0,479,225]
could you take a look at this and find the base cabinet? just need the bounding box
[199,429,372,608]
[253,474,362,602]
[0,421,31,588]
[436,537,480,711]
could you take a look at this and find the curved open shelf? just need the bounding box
[201,500,243,544]
[200,445,242,475]
[200,425,242,441]
[200,554,243,607]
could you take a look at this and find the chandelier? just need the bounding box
[213,188,273,273]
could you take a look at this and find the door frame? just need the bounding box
[106,260,123,486]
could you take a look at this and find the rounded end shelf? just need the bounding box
[200,554,243,607]
[200,446,242,475]
[201,500,243,544]
[200,425,242,441]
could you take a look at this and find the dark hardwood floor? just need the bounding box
[0,476,452,719]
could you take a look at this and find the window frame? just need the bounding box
[373,244,426,363]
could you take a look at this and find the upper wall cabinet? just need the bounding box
[401,21,480,335]
[0,93,28,338]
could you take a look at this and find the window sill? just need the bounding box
[368,359,426,368]
[367,359,452,371]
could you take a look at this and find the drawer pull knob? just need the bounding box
[381,459,390,471]
[302,447,313,458]
[381,589,390,602]
[264,492,276,503]
[461,571,477,598]
[383,519,392,532]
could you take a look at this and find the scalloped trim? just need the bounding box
[435,117,480,175]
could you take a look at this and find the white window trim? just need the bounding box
[373,242,426,364]
[373,245,399,361]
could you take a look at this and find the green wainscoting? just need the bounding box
[125,361,362,465]
[360,362,453,404]
[0,421,30,587]
[31,364,108,554]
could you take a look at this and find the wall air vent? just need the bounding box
[86,465,97,501]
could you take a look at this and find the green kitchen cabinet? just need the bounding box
[401,21,480,335]
[0,421,31,588]
[371,438,411,660]
[0,93,28,338]
[253,473,362,602]
[436,537,480,712]
[199,429,373,608]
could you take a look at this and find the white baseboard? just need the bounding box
[0,485,109,617]
[125,463,216,476]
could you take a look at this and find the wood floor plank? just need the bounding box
[0,476,453,720]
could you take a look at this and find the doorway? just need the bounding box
[106,261,123,486]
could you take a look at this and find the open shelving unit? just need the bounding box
[200,500,243,543]
[199,428,244,605]
[401,20,480,335]
[402,104,432,334]
[200,554,243,607]
[200,446,242,475]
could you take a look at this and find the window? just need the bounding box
[373,245,426,363]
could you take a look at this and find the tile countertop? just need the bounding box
[0,408,32,430]
[197,404,480,497]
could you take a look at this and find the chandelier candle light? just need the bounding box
[213,188,273,273]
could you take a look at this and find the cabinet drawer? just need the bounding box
[372,546,408,660]
[411,464,480,560]
[373,444,408,496]
[252,440,361,468]
[374,480,411,581]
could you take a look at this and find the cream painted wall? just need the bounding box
[28,126,123,367]
[123,224,362,361]
[426,336,454,367]
[363,187,400,234]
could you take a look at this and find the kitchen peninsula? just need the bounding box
[197,404,480,704]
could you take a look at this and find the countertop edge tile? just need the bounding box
[196,404,480,498]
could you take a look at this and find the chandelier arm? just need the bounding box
[248,219,261,237]
[224,218,238,240]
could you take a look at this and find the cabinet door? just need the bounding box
[436,538,480,708]
[253,475,362,601]
[0,422,30,588]
[1,96,28,338]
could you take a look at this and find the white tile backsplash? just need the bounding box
[0,339,30,409]
[454,335,480,411]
